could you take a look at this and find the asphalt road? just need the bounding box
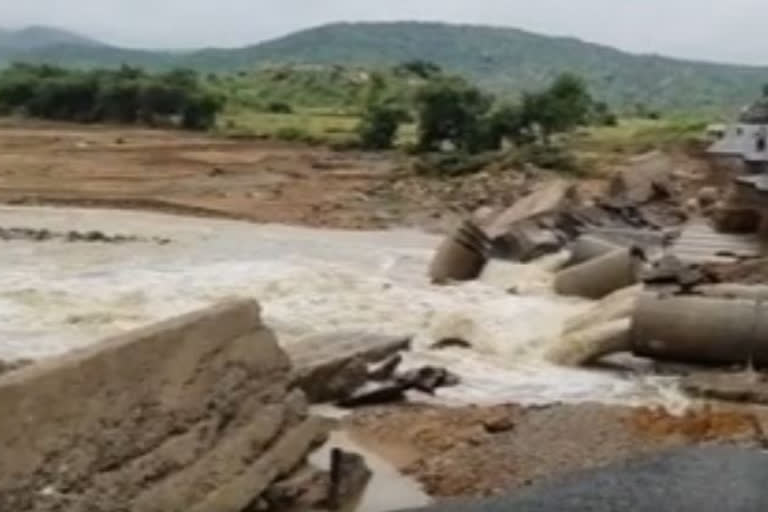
[400,446,768,512]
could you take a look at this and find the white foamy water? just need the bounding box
[0,206,684,407]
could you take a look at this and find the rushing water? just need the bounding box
[0,206,684,407]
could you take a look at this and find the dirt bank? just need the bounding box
[0,120,397,229]
[344,402,768,500]
[0,120,710,233]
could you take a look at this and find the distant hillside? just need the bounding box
[193,22,767,113]
[3,22,768,112]
[0,26,101,50]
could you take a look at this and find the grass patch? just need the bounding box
[568,117,712,173]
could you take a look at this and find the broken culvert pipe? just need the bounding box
[554,248,643,300]
[429,220,491,284]
[631,292,768,366]
[567,235,622,266]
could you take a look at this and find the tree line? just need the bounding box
[358,62,616,154]
[0,64,222,130]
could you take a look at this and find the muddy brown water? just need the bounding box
[0,206,686,409]
[310,430,432,511]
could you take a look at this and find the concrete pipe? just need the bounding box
[429,220,491,283]
[554,249,639,300]
[568,235,622,266]
[631,292,768,366]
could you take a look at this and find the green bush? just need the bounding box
[357,103,408,149]
[0,64,223,130]
[415,77,493,152]
[266,101,293,114]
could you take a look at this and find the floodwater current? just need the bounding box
[0,206,685,408]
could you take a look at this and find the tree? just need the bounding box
[0,64,222,131]
[415,78,493,152]
[478,104,534,149]
[357,103,408,150]
[590,101,618,126]
[182,94,222,130]
[518,73,596,141]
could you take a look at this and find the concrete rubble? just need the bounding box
[0,300,371,512]
[425,144,768,401]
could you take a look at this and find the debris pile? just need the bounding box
[288,331,460,408]
[425,147,768,403]
[0,226,170,244]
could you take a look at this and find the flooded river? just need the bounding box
[0,206,684,407]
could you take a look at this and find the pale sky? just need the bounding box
[1,0,766,65]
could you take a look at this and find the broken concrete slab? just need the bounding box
[487,180,576,239]
[368,354,403,381]
[289,332,411,403]
[639,254,710,291]
[609,150,675,204]
[337,382,408,408]
[491,220,564,262]
[0,300,329,512]
[327,448,373,510]
[397,366,461,394]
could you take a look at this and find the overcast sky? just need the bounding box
[1,0,766,65]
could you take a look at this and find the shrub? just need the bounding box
[266,101,293,114]
[415,78,493,152]
[357,103,408,150]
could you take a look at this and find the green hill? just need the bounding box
[3,22,768,112]
[0,26,102,50]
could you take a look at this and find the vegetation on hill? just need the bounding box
[0,64,222,129]
[2,22,768,113]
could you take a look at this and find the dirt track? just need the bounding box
[0,120,398,229]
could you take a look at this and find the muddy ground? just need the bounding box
[0,120,710,233]
[0,120,399,229]
[344,402,768,501]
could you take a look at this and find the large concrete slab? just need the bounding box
[0,299,326,511]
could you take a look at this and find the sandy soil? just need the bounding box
[0,120,400,229]
[344,402,768,500]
